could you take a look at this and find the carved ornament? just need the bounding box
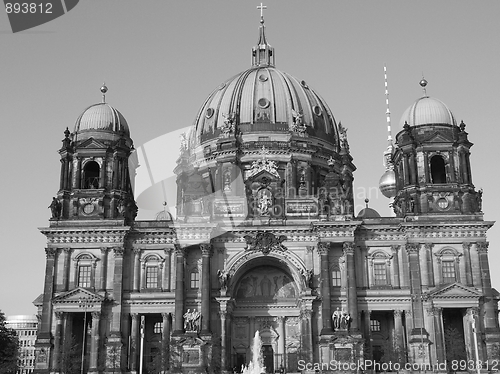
[244,232,287,255]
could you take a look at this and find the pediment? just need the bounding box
[52,287,105,305]
[248,168,281,182]
[428,282,482,299]
[78,137,108,149]
[423,131,453,143]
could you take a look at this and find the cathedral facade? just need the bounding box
[34,15,499,374]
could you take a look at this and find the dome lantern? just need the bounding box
[252,4,275,67]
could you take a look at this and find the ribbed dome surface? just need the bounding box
[75,103,129,136]
[399,96,456,128]
[191,66,339,147]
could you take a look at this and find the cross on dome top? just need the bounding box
[252,3,275,67]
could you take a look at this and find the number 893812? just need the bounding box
[451,360,499,371]
[5,3,53,14]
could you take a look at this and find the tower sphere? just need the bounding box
[379,169,397,198]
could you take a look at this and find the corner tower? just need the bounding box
[55,85,136,223]
[392,80,480,217]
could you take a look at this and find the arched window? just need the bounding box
[83,161,100,189]
[368,251,391,287]
[141,255,163,290]
[75,253,96,289]
[430,155,446,184]
[437,248,459,284]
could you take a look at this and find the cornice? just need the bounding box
[40,227,129,244]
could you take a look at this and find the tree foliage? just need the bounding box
[56,335,81,374]
[0,311,19,374]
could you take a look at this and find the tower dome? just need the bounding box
[399,96,456,128]
[73,86,130,143]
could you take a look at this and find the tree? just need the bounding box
[0,311,19,374]
[56,335,81,374]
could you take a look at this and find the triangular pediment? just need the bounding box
[249,168,281,182]
[424,131,454,143]
[52,287,105,305]
[78,137,108,149]
[428,282,482,299]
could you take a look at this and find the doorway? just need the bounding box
[262,345,274,373]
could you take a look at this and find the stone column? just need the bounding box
[107,247,125,368]
[344,242,359,330]
[300,298,315,362]
[164,248,172,291]
[173,245,185,333]
[200,243,212,333]
[405,243,430,365]
[432,307,445,364]
[423,152,430,183]
[162,313,171,371]
[130,314,139,372]
[89,312,101,371]
[100,156,107,189]
[220,311,228,370]
[394,310,404,358]
[100,248,109,292]
[63,248,72,291]
[278,317,286,365]
[391,245,400,289]
[404,154,411,185]
[133,249,141,292]
[216,297,232,371]
[363,310,372,358]
[425,244,435,287]
[409,152,417,185]
[420,243,430,288]
[317,242,332,334]
[37,248,57,345]
[53,311,64,370]
[476,242,497,330]
[463,242,473,286]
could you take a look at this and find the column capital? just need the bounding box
[133,248,142,256]
[200,243,213,257]
[131,313,139,320]
[466,307,480,317]
[113,247,124,258]
[306,246,314,253]
[63,247,73,254]
[45,248,57,258]
[300,308,313,320]
[476,241,489,253]
[343,242,355,254]
[164,248,172,256]
[174,244,185,256]
[91,311,101,320]
[393,309,403,318]
[161,313,170,320]
[219,310,228,319]
[423,243,434,250]
[405,243,420,254]
[317,242,330,255]
[55,311,64,320]
[390,245,401,254]
[462,242,472,250]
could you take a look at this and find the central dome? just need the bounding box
[190,66,339,148]
[188,18,339,152]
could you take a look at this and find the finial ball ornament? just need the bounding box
[419,78,428,88]
[100,85,108,94]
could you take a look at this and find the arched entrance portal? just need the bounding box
[230,257,304,373]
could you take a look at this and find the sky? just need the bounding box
[1,1,499,317]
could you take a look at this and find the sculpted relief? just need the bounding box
[235,266,297,300]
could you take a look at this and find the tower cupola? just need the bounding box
[391,79,480,217]
[52,85,137,223]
